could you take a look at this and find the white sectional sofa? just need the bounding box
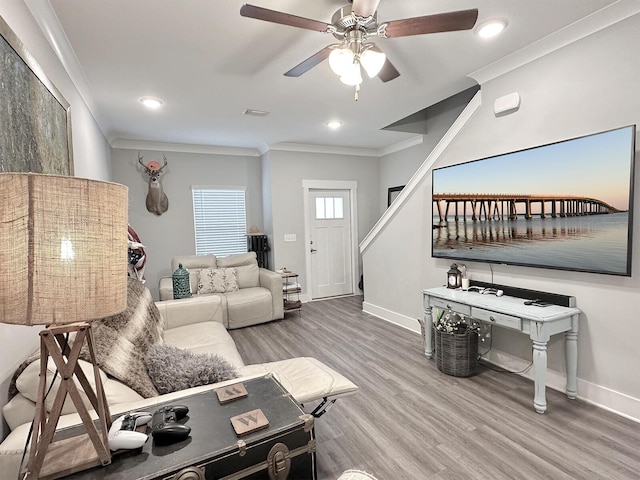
[0,291,357,478]
[159,252,284,329]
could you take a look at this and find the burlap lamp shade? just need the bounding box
[0,173,128,325]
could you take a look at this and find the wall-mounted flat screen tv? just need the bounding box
[432,125,636,276]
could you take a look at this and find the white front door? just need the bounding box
[309,189,353,299]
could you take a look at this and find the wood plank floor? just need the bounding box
[229,296,640,480]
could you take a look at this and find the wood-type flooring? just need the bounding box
[229,295,640,480]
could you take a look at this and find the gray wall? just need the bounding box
[111,149,264,300]
[263,149,380,296]
[0,2,112,437]
[379,93,475,214]
[110,147,381,302]
[362,14,640,419]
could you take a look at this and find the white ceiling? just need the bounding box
[32,0,625,154]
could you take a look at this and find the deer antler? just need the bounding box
[138,152,145,169]
[158,154,168,173]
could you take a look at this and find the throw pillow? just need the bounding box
[16,357,109,415]
[145,344,238,395]
[197,267,239,294]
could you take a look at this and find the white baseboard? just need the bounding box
[364,301,640,423]
[363,301,421,334]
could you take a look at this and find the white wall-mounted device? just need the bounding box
[494,92,521,116]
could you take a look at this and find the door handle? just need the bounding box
[310,248,317,253]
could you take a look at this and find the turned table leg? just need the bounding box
[424,305,433,358]
[532,339,548,414]
[565,325,579,399]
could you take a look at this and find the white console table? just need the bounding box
[422,287,581,413]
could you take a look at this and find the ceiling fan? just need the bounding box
[240,0,478,99]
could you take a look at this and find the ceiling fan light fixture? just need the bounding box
[340,62,363,86]
[477,19,507,38]
[329,47,355,76]
[360,48,386,78]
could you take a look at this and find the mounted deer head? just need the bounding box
[138,152,169,215]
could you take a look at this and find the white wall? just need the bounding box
[0,1,112,437]
[110,148,264,300]
[362,14,640,420]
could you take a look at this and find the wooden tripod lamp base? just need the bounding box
[23,323,113,480]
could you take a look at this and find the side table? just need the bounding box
[280,271,302,315]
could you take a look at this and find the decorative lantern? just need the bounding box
[172,263,192,299]
[447,263,462,289]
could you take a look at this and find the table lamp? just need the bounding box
[0,173,128,479]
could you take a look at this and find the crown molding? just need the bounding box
[268,142,379,157]
[111,139,261,157]
[469,0,640,85]
[378,136,424,157]
[111,136,424,159]
[268,135,423,158]
[25,0,102,127]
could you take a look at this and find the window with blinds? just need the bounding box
[192,187,247,257]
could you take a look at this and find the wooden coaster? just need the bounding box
[216,383,248,404]
[230,409,269,436]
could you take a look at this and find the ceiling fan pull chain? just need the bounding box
[354,84,360,102]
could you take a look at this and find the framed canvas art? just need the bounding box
[0,15,73,175]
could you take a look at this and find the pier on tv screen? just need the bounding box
[432,125,636,276]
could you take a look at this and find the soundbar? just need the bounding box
[469,281,576,308]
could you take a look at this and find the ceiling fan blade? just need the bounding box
[240,4,332,32]
[351,0,381,18]
[284,46,333,77]
[378,58,400,83]
[383,9,479,38]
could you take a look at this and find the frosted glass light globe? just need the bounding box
[329,48,355,76]
[360,49,386,78]
[340,62,363,86]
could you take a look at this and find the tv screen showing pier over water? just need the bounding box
[432,125,636,276]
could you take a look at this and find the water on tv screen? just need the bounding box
[432,125,636,276]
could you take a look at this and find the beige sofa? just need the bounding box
[0,293,358,478]
[159,252,284,329]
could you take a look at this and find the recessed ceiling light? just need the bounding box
[477,19,507,38]
[139,97,163,109]
[327,120,343,130]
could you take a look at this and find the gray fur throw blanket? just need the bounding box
[145,344,238,395]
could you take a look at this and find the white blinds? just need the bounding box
[192,187,247,256]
